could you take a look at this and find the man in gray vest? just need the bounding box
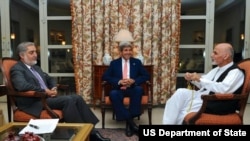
[162,43,245,124]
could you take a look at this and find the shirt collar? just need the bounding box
[218,62,234,72]
[122,58,129,63]
[24,63,32,69]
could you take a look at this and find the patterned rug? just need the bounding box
[96,128,138,141]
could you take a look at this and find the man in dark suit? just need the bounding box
[10,42,110,141]
[102,41,150,137]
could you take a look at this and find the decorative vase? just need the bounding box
[103,53,112,65]
[112,46,120,59]
[136,53,144,64]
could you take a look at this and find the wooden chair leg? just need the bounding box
[112,110,116,120]
[138,107,145,120]
[7,96,12,122]
[101,108,106,129]
[148,108,152,125]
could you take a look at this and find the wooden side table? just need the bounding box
[93,65,109,106]
[0,122,93,141]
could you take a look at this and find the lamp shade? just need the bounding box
[114,29,134,42]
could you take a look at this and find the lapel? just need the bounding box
[19,61,39,81]
[129,58,136,77]
[117,58,123,78]
[117,57,137,78]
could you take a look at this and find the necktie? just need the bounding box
[30,67,48,89]
[121,60,128,90]
[123,60,128,79]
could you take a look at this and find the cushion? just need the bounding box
[13,110,63,122]
[184,112,242,125]
[105,95,149,105]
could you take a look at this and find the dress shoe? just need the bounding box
[90,130,111,141]
[127,119,139,135]
[125,121,134,137]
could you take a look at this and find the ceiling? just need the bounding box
[181,0,242,14]
[13,0,69,12]
[14,0,241,14]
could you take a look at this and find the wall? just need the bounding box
[214,1,245,53]
[10,1,39,45]
[0,1,39,102]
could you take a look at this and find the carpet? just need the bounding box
[96,128,138,141]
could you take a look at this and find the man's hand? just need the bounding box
[45,87,58,97]
[119,78,135,87]
[184,72,200,82]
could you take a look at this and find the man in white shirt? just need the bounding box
[162,43,245,124]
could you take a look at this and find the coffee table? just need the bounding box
[0,122,93,141]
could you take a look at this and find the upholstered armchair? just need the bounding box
[183,58,250,125]
[100,65,153,129]
[0,57,69,122]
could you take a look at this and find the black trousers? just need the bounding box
[46,94,99,125]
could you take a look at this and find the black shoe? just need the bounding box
[125,121,134,137]
[90,130,111,141]
[127,119,139,135]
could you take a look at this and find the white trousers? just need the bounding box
[162,88,204,124]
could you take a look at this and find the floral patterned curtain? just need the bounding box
[70,0,181,105]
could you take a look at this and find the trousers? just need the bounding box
[109,86,143,121]
[46,94,99,125]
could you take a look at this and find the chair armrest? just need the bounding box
[56,84,69,89]
[100,80,153,108]
[187,93,244,124]
[201,93,244,101]
[7,90,46,98]
[56,84,70,95]
[8,90,60,118]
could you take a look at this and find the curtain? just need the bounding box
[71,0,181,105]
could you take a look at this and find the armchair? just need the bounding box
[0,57,67,122]
[100,65,153,128]
[183,58,250,125]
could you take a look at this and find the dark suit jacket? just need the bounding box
[102,57,150,89]
[10,61,56,117]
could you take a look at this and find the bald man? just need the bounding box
[162,43,245,124]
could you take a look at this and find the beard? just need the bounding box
[23,56,37,66]
[30,60,37,66]
[211,61,217,65]
[211,59,218,65]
